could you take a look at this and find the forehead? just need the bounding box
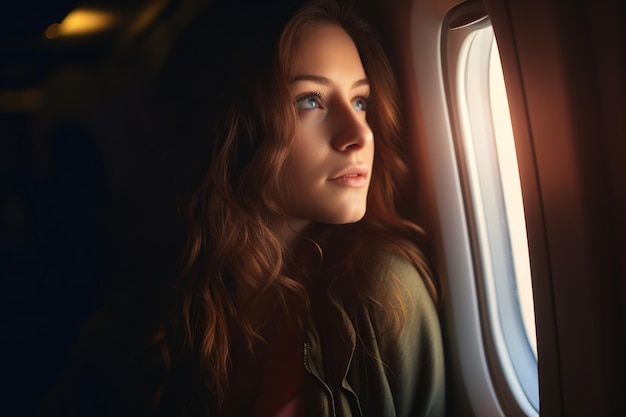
[292,22,366,78]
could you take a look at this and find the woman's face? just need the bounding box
[282,22,374,232]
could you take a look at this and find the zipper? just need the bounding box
[303,342,337,417]
[341,343,363,417]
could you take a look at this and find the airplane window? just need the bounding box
[445,14,539,416]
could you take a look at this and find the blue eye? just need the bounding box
[353,97,368,111]
[296,92,323,110]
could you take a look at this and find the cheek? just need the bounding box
[285,147,322,189]
[282,143,316,192]
[289,125,326,172]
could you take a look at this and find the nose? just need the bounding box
[329,99,373,152]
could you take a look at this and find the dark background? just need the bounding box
[1,1,207,414]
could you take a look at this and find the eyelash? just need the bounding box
[296,91,324,110]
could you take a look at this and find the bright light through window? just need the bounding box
[454,22,539,414]
[488,40,537,357]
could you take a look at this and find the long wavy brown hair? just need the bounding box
[152,0,440,410]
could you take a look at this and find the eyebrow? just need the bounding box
[292,75,369,89]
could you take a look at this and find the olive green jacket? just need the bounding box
[301,255,445,417]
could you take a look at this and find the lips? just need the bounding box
[328,166,369,187]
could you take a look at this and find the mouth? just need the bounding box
[328,167,369,187]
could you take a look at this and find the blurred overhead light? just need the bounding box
[45,8,118,39]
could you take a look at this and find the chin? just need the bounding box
[327,207,367,225]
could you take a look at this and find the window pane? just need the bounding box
[454,23,539,413]
[488,39,537,357]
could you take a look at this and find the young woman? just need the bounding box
[43,1,444,416]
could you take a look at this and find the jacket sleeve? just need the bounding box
[375,255,446,417]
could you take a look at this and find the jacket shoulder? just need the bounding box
[370,252,446,417]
